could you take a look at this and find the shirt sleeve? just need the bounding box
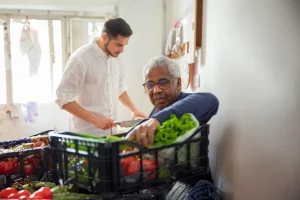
[118,60,128,97]
[151,92,219,125]
[55,57,87,109]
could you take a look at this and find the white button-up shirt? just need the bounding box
[56,40,127,136]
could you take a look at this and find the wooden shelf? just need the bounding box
[194,0,203,49]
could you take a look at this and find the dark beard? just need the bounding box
[104,40,116,57]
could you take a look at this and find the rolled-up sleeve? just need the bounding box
[151,92,219,125]
[118,61,128,97]
[55,57,87,109]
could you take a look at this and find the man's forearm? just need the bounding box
[119,91,137,112]
[63,101,98,124]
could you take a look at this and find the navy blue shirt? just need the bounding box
[149,92,219,125]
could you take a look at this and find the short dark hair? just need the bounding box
[102,18,133,38]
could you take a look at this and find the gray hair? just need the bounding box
[143,55,181,81]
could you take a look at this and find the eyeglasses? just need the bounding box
[143,78,174,92]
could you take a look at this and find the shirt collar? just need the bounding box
[92,39,108,59]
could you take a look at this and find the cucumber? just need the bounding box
[54,193,102,200]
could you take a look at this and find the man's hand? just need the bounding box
[125,118,160,146]
[131,109,148,119]
[92,116,116,130]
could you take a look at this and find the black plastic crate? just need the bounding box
[0,147,52,189]
[0,130,52,150]
[49,124,210,198]
[0,130,53,189]
[29,129,54,137]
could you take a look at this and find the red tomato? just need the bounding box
[29,192,43,199]
[34,141,43,148]
[125,160,140,175]
[120,156,137,172]
[0,187,18,198]
[7,193,20,199]
[142,160,156,172]
[0,162,5,173]
[35,187,52,199]
[31,158,40,166]
[10,158,19,165]
[120,156,137,166]
[15,166,22,173]
[125,158,158,176]
[142,159,155,165]
[3,160,14,174]
[25,164,35,175]
[17,190,31,197]
[19,195,29,200]
[25,156,40,166]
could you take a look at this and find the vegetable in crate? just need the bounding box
[67,160,90,184]
[54,192,102,200]
[151,113,197,147]
[66,133,133,152]
[51,184,102,199]
[120,152,167,182]
[22,181,56,193]
[51,185,77,194]
[0,138,31,149]
[126,113,198,147]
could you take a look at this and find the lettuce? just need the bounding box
[152,114,197,147]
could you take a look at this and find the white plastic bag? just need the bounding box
[19,27,34,55]
[159,113,201,167]
[19,26,42,77]
[27,29,42,77]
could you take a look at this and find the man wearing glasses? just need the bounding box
[126,55,219,147]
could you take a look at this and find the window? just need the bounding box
[52,20,63,98]
[70,19,104,53]
[88,21,103,43]
[10,19,62,103]
[0,14,106,105]
[0,22,6,104]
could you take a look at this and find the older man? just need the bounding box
[126,55,219,146]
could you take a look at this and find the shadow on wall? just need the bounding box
[217,121,300,200]
[217,123,238,200]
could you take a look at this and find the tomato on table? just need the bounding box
[30,187,52,199]
[0,187,18,198]
[7,193,20,199]
[17,190,31,197]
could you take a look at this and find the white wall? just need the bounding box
[70,20,84,53]
[117,0,163,120]
[0,0,163,139]
[165,0,300,199]
[0,104,69,140]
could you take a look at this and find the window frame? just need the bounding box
[0,10,108,106]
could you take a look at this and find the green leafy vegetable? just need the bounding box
[151,113,197,147]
